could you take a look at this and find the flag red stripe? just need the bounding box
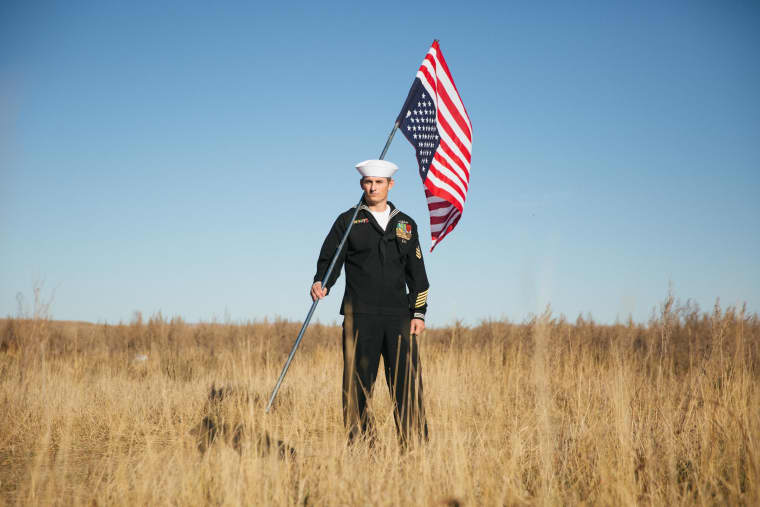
[432,41,473,129]
[423,53,436,72]
[428,163,466,203]
[433,209,460,236]
[427,158,466,202]
[430,206,457,225]
[431,213,461,251]
[435,76,471,141]
[424,190,453,211]
[433,150,468,192]
[421,48,471,152]
[431,211,460,245]
[422,52,471,148]
[424,178,463,213]
[437,139,468,182]
[437,112,471,163]
[418,65,436,95]
[426,199,450,211]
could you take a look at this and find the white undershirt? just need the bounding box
[369,205,391,230]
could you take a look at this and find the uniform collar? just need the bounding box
[358,199,401,220]
[356,199,402,236]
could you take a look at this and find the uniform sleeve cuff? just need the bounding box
[413,312,425,321]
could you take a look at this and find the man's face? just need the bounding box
[360,177,394,205]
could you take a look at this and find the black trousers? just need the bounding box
[342,312,428,446]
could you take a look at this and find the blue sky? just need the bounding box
[2,1,758,326]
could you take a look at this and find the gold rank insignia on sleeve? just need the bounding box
[415,289,429,308]
[415,246,422,259]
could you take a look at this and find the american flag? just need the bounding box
[396,40,472,251]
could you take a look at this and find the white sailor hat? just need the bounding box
[355,159,398,178]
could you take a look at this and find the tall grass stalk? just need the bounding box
[1,299,758,505]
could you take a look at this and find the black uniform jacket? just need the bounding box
[314,200,430,320]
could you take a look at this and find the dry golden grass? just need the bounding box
[1,296,759,505]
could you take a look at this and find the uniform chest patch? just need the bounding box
[353,218,369,224]
[396,221,412,241]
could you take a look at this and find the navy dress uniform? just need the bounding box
[314,160,430,445]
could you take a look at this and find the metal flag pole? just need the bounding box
[265,121,400,413]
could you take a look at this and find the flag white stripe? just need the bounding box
[437,126,471,173]
[428,206,454,217]
[432,208,460,235]
[420,58,472,153]
[430,158,467,198]
[437,101,472,153]
[430,47,472,134]
[426,169,465,209]
[424,48,472,138]
[418,58,437,88]
[416,67,436,98]
[426,194,447,205]
[429,162,467,204]
[431,204,458,225]
[426,199,452,217]
[435,141,469,187]
[431,210,459,236]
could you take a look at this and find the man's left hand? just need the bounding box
[410,318,425,336]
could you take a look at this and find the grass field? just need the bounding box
[1,296,758,505]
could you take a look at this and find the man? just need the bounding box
[311,159,429,446]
